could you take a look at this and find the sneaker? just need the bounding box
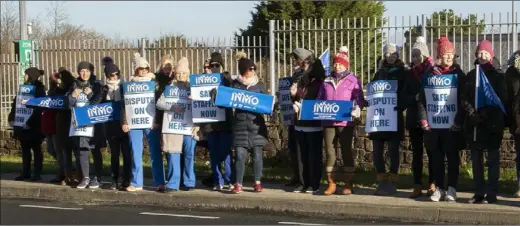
[213,185,223,191]
[485,194,497,204]
[157,185,166,192]
[293,185,308,193]
[227,184,235,191]
[312,189,321,195]
[107,181,118,190]
[468,194,486,204]
[14,175,30,181]
[30,175,42,182]
[445,186,457,202]
[125,186,143,192]
[76,178,91,189]
[253,183,263,193]
[232,183,243,194]
[430,187,445,202]
[88,177,100,189]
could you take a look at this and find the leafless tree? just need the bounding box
[0,1,20,54]
[45,1,68,37]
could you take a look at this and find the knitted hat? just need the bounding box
[507,50,520,66]
[132,53,150,70]
[475,40,494,58]
[104,63,120,76]
[24,67,44,82]
[383,43,398,56]
[175,57,190,74]
[77,61,94,74]
[333,46,349,69]
[236,51,255,75]
[102,56,114,66]
[436,37,455,58]
[161,54,175,67]
[209,52,224,68]
[57,67,66,73]
[59,70,75,87]
[292,48,313,61]
[412,36,430,57]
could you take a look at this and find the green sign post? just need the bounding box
[18,40,33,85]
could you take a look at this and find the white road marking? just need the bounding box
[278,222,323,225]
[19,205,83,210]
[139,212,220,219]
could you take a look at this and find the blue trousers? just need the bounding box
[207,131,233,186]
[165,153,181,190]
[128,129,161,187]
[182,135,197,188]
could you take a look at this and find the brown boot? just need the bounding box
[323,172,337,196]
[409,185,422,199]
[342,173,354,195]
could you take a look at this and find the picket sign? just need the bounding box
[189,73,225,123]
[72,101,121,127]
[13,85,35,127]
[69,92,94,137]
[25,96,67,109]
[278,77,294,125]
[365,80,398,133]
[215,86,275,115]
[161,85,194,135]
[299,100,353,121]
[122,81,156,129]
[422,74,458,129]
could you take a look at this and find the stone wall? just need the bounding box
[1,109,517,169]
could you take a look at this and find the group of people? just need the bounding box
[7,35,520,204]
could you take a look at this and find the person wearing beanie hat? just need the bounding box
[67,61,104,189]
[102,56,114,66]
[99,63,131,190]
[289,48,326,194]
[462,40,506,204]
[369,42,409,196]
[407,36,436,199]
[206,52,235,191]
[213,51,267,194]
[7,67,46,182]
[203,58,212,74]
[317,46,364,196]
[417,37,467,203]
[121,53,162,192]
[505,50,520,198]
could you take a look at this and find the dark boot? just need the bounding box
[342,173,354,195]
[374,173,387,196]
[386,173,398,195]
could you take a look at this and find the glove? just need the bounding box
[351,105,361,118]
[293,102,301,114]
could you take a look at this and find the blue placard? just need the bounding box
[299,100,353,121]
[215,86,275,115]
[189,73,222,88]
[422,74,458,89]
[73,101,121,127]
[366,80,399,95]
[25,96,67,109]
[164,85,190,99]
[122,81,156,94]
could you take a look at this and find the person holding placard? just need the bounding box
[417,37,467,202]
[213,52,268,194]
[406,36,436,199]
[462,41,506,204]
[100,63,131,190]
[122,53,162,192]
[369,44,409,196]
[505,50,520,199]
[206,52,236,191]
[290,48,326,194]
[67,61,104,189]
[8,67,46,182]
[157,57,200,192]
[317,46,364,195]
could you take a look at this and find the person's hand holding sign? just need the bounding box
[122,124,130,133]
[72,88,82,98]
[84,87,92,95]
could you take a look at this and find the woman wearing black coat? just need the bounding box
[505,50,520,198]
[8,67,46,181]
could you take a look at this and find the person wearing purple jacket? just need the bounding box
[317,47,364,196]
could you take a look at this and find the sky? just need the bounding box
[23,1,520,41]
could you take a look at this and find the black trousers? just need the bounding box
[19,136,43,177]
[108,136,131,183]
[409,128,435,186]
[424,130,460,189]
[372,139,400,174]
[288,126,299,182]
[295,130,323,190]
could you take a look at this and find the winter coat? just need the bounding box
[230,80,269,149]
[8,80,46,140]
[461,59,507,150]
[67,76,103,149]
[101,84,126,139]
[154,72,174,128]
[54,86,73,152]
[404,57,434,129]
[368,60,409,141]
[316,72,365,127]
[156,81,189,153]
[417,63,467,151]
[206,72,234,133]
[505,65,520,134]
[292,64,325,128]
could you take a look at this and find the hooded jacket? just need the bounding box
[461,58,507,150]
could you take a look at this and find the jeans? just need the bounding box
[323,126,355,173]
[19,136,43,177]
[514,135,520,182]
[182,135,197,188]
[372,139,400,174]
[409,128,434,186]
[235,146,263,185]
[108,136,131,184]
[128,129,161,187]
[471,148,500,196]
[288,126,299,182]
[207,131,233,186]
[165,153,181,190]
[73,148,91,179]
[295,130,323,190]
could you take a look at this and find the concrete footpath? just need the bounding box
[1,173,519,224]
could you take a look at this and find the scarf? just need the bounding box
[237,74,259,89]
[432,65,455,75]
[411,57,434,79]
[106,79,121,101]
[129,72,155,82]
[333,70,350,81]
